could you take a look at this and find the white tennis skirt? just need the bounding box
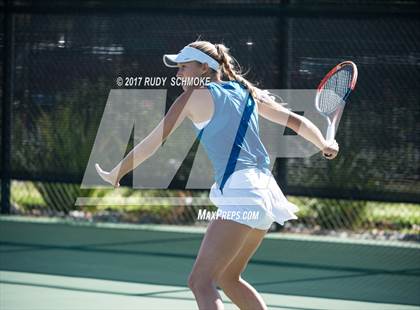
[209,168,299,230]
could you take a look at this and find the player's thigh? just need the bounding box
[218,227,267,283]
[190,219,253,280]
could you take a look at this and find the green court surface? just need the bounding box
[1,217,419,310]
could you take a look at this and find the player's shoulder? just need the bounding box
[177,87,212,102]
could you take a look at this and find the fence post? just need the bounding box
[275,13,291,192]
[1,0,14,215]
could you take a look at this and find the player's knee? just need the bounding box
[217,273,241,289]
[187,272,196,290]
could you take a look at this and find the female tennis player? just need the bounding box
[96,41,338,310]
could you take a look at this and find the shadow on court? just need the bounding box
[1,218,419,307]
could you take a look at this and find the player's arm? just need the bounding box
[96,89,195,187]
[257,101,338,157]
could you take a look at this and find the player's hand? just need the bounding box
[95,163,121,188]
[321,140,339,160]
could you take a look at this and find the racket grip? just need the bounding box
[326,124,335,142]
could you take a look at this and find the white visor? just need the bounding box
[163,46,220,71]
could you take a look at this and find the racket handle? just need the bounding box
[326,124,335,142]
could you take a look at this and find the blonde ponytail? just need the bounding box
[214,44,258,98]
[189,41,285,109]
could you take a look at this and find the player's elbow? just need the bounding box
[286,113,302,133]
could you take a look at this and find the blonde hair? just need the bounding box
[188,40,283,108]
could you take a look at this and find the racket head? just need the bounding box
[315,61,358,116]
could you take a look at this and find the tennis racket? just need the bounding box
[315,61,358,142]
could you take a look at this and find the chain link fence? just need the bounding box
[1,1,419,241]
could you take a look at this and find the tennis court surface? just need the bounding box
[1,217,419,310]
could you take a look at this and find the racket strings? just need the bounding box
[318,67,353,114]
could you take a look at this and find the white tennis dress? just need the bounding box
[194,113,299,230]
[192,81,299,230]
